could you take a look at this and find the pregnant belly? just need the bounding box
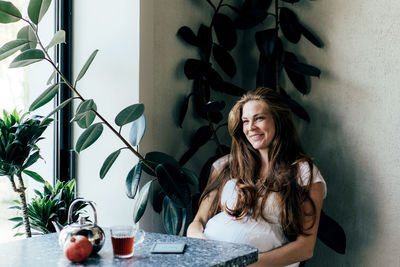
[203,212,286,253]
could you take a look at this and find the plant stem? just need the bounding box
[275,0,280,93]
[14,174,31,238]
[202,0,225,156]
[25,21,155,174]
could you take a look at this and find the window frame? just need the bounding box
[54,0,75,184]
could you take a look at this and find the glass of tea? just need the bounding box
[110,225,145,258]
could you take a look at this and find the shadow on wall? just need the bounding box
[296,98,378,266]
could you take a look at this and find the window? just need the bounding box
[0,0,55,242]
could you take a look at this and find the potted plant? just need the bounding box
[9,179,88,235]
[0,109,52,237]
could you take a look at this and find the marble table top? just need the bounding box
[0,230,258,267]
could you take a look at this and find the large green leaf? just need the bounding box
[181,168,199,196]
[99,149,121,179]
[132,180,152,223]
[46,30,66,50]
[212,44,236,77]
[178,93,191,128]
[28,0,52,24]
[184,59,210,80]
[318,210,346,254]
[0,1,22,23]
[9,49,45,68]
[29,84,59,111]
[280,8,301,44]
[284,60,321,78]
[43,97,74,121]
[75,123,103,152]
[161,196,186,235]
[177,26,198,47]
[125,162,142,199]
[142,151,180,176]
[155,163,190,208]
[74,99,97,129]
[129,114,146,146]
[17,26,37,51]
[213,14,237,50]
[75,49,99,83]
[284,52,307,94]
[115,104,144,127]
[0,39,30,61]
[22,151,40,169]
[23,170,45,183]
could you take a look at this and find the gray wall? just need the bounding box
[139,0,400,266]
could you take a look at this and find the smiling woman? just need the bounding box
[0,0,55,241]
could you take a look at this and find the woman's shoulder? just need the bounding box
[212,154,231,172]
[296,160,327,198]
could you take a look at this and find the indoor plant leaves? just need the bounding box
[17,26,38,51]
[209,81,246,96]
[115,103,144,127]
[28,0,52,25]
[9,49,45,68]
[161,196,186,235]
[213,13,237,51]
[0,1,22,23]
[155,163,188,208]
[0,39,30,61]
[132,180,152,223]
[299,24,323,48]
[75,123,103,152]
[284,60,321,77]
[234,9,268,29]
[184,59,210,80]
[280,7,301,44]
[129,114,146,146]
[178,94,192,128]
[100,149,121,179]
[283,52,308,94]
[73,99,97,129]
[318,210,346,254]
[75,49,98,83]
[125,161,142,199]
[177,26,199,47]
[29,84,60,112]
[212,44,236,77]
[255,28,277,58]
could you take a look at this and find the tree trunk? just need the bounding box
[18,191,32,238]
[11,174,32,238]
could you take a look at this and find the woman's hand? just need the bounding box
[187,220,208,239]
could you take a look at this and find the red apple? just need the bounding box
[64,235,93,263]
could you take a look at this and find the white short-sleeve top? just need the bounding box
[203,159,327,267]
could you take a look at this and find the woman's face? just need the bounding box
[241,100,276,152]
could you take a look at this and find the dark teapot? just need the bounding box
[52,198,105,254]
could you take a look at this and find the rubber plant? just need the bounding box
[9,179,88,235]
[0,0,198,236]
[176,0,245,200]
[0,110,53,237]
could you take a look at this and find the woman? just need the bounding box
[187,88,326,267]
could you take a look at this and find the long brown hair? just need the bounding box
[200,88,316,240]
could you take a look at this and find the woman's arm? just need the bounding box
[248,182,325,267]
[186,189,217,239]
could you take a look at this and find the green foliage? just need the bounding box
[9,180,88,235]
[0,0,199,237]
[0,110,52,177]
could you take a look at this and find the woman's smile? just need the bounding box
[242,100,276,151]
